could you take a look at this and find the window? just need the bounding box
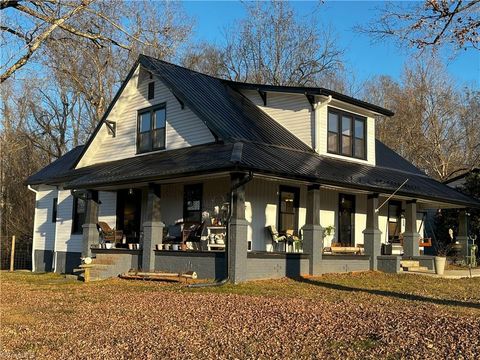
[148,82,155,100]
[52,198,58,223]
[183,184,203,223]
[72,197,86,234]
[327,107,366,159]
[278,186,300,235]
[137,105,166,153]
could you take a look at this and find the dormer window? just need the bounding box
[137,104,166,153]
[327,107,366,160]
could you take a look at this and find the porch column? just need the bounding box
[82,190,99,258]
[457,209,469,261]
[363,193,382,270]
[303,184,323,276]
[142,184,164,272]
[229,172,249,284]
[403,200,420,257]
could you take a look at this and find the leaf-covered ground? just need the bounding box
[1,271,480,359]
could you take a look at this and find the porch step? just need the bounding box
[400,260,420,268]
[403,266,429,272]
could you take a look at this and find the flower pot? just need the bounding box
[172,244,180,251]
[434,256,446,275]
[105,243,113,249]
[265,244,274,252]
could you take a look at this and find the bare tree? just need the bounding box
[0,0,192,83]
[184,1,343,86]
[358,0,480,52]
[363,56,480,181]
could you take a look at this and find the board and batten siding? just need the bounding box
[33,186,58,252]
[242,90,314,148]
[77,66,215,168]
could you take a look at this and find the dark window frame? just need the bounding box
[327,107,367,160]
[71,197,86,235]
[277,185,300,236]
[52,198,58,223]
[183,184,203,224]
[136,103,167,154]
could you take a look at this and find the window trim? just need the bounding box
[327,107,367,160]
[136,103,167,154]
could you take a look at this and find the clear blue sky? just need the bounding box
[183,0,479,87]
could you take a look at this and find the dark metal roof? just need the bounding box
[25,146,85,185]
[29,141,478,208]
[138,55,313,152]
[225,81,395,117]
[375,140,426,176]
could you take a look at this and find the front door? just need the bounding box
[338,194,355,246]
[116,189,142,243]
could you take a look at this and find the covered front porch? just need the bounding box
[73,170,470,282]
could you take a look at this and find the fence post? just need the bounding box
[9,235,15,272]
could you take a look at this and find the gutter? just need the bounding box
[188,171,254,288]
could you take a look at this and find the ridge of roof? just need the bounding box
[139,54,313,152]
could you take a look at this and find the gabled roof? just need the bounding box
[25,146,84,185]
[138,55,313,152]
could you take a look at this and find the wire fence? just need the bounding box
[0,235,32,270]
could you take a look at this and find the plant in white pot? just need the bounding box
[434,240,452,276]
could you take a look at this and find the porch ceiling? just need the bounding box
[28,140,479,209]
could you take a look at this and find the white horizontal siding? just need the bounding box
[98,191,117,229]
[33,187,57,251]
[242,90,313,147]
[55,190,82,253]
[77,66,215,168]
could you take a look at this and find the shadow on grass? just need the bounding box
[295,277,480,309]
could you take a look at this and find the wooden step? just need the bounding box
[403,266,429,272]
[400,260,420,268]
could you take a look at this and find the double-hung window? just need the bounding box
[137,104,166,153]
[327,107,366,160]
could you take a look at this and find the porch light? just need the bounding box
[128,188,134,196]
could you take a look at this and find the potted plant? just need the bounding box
[434,239,452,276]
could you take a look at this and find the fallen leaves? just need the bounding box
[1,272,479,359]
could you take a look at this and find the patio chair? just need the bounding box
[97,222,123,243]
[266,225,287,251]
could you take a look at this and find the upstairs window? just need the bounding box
[137,104,166,153]
[327,107,366,160]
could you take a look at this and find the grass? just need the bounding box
[1,271,480,359]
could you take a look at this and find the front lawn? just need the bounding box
[1,271,479,359]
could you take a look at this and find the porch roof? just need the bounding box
[31,140,478,208]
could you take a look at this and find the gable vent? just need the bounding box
[148,82,155,100]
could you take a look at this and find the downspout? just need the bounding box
[188,171,254,288]
[27,185,39,272]
[314,95,332,153]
